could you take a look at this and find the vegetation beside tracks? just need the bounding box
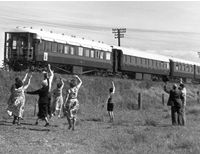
[0,71,200,153]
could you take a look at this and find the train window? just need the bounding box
[58,44,64,53]
[85,49,90,57]
[13,40,17,49]
[152,60,156,68]
[175,64,179,71]
[45,41,51,52]
[157,62,160,68]
[131,57,136,64]
[185,65,187,72]
[127,56,131,64]
[137,57,141,65]
[180,64,183,71]
[91,50,94,58]
[140,58,142,65]
[124,55,126,63]
[96,50,100,59]
[64,45,69,54]
[12,36,17,49]
[136,57,141,65]
[191,66,194,72]
[148,60,152,67]
[100,51,104,59]
[106,52,111,60]
[161,62,163,68]
[70,47,75,55]
[145,59,148,66]
[178,64,181,71]
[39,41,45,51]
[166,63,169,69]
[78,47,83,56]
[52,42,57,52]
[130,56,132,63]
[142,58,145,66]
[163,63,166,69]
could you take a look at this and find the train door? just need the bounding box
[112,48,122,73]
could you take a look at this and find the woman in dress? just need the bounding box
[51,77,64,118]
[63,75,82,131]
[26,80,50,127]
[7,73,32,125]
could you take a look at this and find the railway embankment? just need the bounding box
[1,71,200,153]
[0,70,199,117]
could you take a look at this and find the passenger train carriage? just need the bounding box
[4,27,200,83]
[4,27,112,74]
[113,46,170,80]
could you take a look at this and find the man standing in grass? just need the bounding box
[42,64,54,118]
[164,83,183,126]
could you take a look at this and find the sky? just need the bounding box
[1,1,200,66]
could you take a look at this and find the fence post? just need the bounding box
[162,93,165,105]
[138,93,142,110]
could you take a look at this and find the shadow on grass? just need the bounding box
[168,139,195,150]
[16,126,50,132]
[84,118,102,122]
[0,122,12,126]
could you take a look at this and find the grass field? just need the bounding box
[0,71,200,154]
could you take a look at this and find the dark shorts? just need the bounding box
[107,103,114,111]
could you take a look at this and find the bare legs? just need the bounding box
[66,110,76,131]
[108,111,114,122]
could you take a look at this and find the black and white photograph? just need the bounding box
[0,1,200,153]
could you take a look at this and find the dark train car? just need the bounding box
[169,58,196,82]
[113,47,170,80]
[4,27,113,74]
[4,31,35,70]
[194,64,200,81]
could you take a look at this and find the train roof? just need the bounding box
[113,46,170,62]
[13,27,112,52]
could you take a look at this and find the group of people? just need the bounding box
[6,64,84,130]
[164,79,187,126]
[6,64,188,129]
[6,64,116,130]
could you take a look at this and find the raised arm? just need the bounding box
[74,75,82,89]
[60,78,64,89]
[48,64,54,79]
[22,73,28,83]
[23,75,32,90]
[112,81,115,94]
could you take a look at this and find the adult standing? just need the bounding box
[42,64,54,118]
[105,81,115,122]
[51,77,64,118]
[164,83,183,125]
[26,79,50,127]
[63,75,82,131]
[179,83,186,126]
[7,73,32,125]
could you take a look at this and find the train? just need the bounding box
[4,27,200,83]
